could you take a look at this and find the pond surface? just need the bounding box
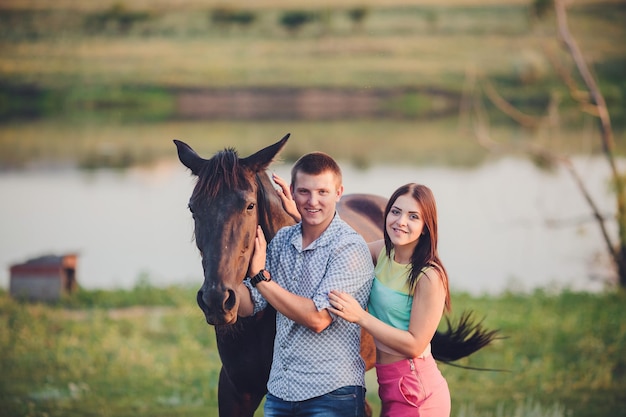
[0,155,618,295]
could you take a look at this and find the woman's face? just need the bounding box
[385,193,425,249]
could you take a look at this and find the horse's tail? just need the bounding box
[431,310,501,364]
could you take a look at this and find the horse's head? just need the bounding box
[174,134,291,325]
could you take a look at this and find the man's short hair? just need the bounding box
[291,152,342,187]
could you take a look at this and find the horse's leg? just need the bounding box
[360,328,376,370]
[359,325,376,417]
[217,367,264,417]
[214,309,276,417]
[365,400,373,417]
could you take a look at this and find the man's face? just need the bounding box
[291,171,343,229]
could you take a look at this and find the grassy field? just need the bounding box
[3,116,620,172]
[1,1,623,90]
[0,286,624,417]
[0,0,624,122]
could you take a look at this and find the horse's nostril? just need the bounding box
[224,289,236,311]
[197,290,208,311]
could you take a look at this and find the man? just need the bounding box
[236,152,373,417]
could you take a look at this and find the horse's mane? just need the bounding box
[192,148,253,200]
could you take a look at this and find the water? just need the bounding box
[0,155,618,295]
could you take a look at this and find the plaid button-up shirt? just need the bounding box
[248,214,373,401]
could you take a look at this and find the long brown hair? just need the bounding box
[383,183,451,311]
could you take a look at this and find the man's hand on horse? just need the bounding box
[248,225,268,277]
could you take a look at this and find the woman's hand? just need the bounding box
[248,225,267,277]
[273,173,300,222]
[328,290,366,324]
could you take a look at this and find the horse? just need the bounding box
[174,133,497,417]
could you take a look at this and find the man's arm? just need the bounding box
[235,282,255,317]
[254,278,332,333]
[249,226,332,332]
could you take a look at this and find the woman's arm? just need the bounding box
[368,240,384,265]
[329,269,446,358]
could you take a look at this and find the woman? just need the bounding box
[329,183,451,417]
[272,175,451,416]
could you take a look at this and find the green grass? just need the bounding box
[3,116,622,171]
[443,290,626,417]
[0,1,624,115]
[1,7,620,90]
[1,285,624,417]
[0,285,220,417]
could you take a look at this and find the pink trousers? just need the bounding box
[375,355,450,417]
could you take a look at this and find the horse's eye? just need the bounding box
[247,203,255,211]
[188,203,194,214]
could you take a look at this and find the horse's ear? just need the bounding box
[174,139,205,176]
[241,133,290,172]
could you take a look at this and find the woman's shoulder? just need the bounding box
[368,240,385,264]
[421,262,440,274]
[417,264,445,285]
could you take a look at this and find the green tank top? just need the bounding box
[367,248,414,331]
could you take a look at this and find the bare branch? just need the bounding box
[560,158,620,264]
[554,0,625,283]
[464,69,620,265]
[466,0,624,287]
[481,78,543,129]
[554,0,616,161]
[542,45,600,117]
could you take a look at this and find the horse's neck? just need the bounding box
[257,172,296,241]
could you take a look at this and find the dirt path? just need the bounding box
[174,86,460,120]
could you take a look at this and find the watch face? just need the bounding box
[261,270,270,280]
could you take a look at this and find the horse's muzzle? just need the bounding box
[197,288,238,325]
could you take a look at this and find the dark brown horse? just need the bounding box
[175,134,496,417]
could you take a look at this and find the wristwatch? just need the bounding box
[249,269,271,287]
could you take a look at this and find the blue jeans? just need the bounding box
[264,386,366,417]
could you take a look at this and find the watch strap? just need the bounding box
[250,269,271,287]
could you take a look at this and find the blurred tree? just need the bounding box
[347,6,369,33]
[210,6,256,31]
[279,10,316,35]
[423,9,440,33]
[85,2,151,35]
[531,0,554,20]
[465,0,625,289]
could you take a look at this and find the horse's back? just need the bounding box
[336,193,387,371]
[337,194,387,243]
